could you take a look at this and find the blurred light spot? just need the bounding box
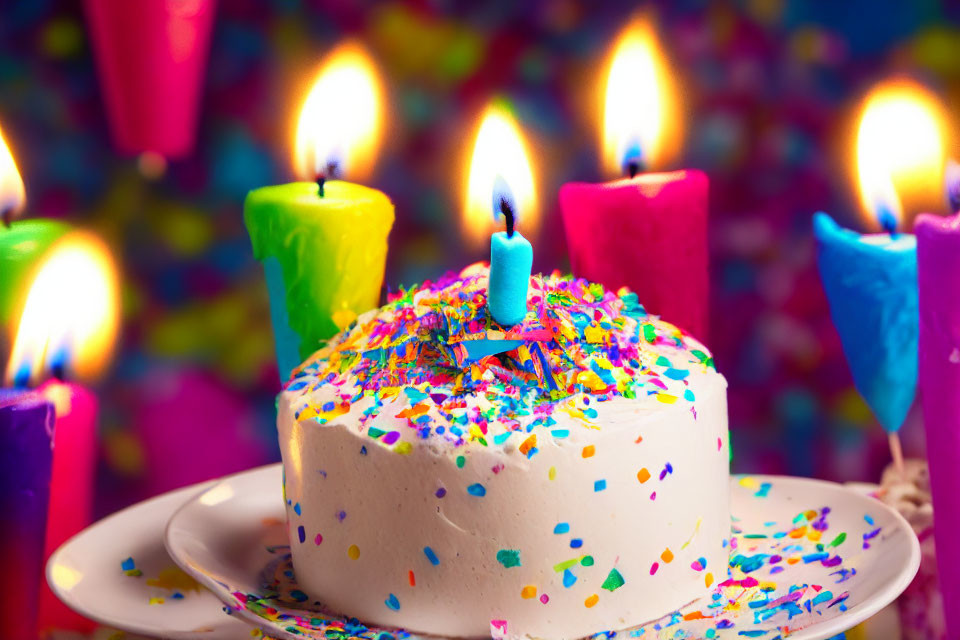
[103,430,146,477]
[40,18,84,59]
[138,151,168,180]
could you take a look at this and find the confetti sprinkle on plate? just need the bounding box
[166,465,919,640]
[46,477,255,639]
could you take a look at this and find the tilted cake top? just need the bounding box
[283,264,721,451]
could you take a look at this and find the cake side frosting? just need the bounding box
[278,266,730,639]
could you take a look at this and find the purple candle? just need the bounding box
[917,209,960,638]
[0,388,55,639]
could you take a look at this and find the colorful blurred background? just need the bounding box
[2,0,960,517]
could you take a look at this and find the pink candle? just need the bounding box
[83,0,216,158]
[559,170,708,338]
[37,380,98,632]
[558,16,708,339]
[916,210,960,638]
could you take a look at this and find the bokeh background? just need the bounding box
[2,0,960,516]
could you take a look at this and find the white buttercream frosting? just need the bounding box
[277,267,729,638]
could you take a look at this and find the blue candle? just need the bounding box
[813,212,918,433]
[488,179,532,327]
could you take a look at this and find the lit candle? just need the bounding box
[4,231,119,634]
[916,163,960,639]
[559,16,708,338]
[814,80,946,471]
[464,106,537,327]
[0,127,72,330]
[0,388,55,640]
[244,42,394,380]
[813,213,917,439]
[0,126,120,632]
[488,187,533,326]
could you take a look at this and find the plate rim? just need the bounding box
[165,466,922,640]
[45,475,246,638]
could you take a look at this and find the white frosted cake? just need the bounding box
[278,265,729,639]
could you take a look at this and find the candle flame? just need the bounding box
[0,124,26,222]
[855,80,946,230]
[463,103,537,248]
[294,42,384,182]
[601,15,679,176]
[5,232,120,386]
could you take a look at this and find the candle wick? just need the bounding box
[500,197,515,238]
[876,204,899,236]
[50,360,66,383]
[1,207,11,229]
[12,366,29,389]
[880,215,897,237]
[315,161,339,198]
[949,191,960,215]
[621,139,645,178]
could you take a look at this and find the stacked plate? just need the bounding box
[48,465,920,640]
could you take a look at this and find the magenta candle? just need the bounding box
[559,170,709,338]
[37,381,98,632]
[559,17,708,339]
[0,388,55,639]
[83,0,216,158]
[916,211,960,638]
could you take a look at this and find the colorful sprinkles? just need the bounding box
[119,558,200,606]
[121,556,142,577]
[601,569,626,592]
[467,483,486,497]
[423,546,440,566]
[284,269,715,459]
[496,549,522,568]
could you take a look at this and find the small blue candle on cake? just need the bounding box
[488,174,533,327]
[459,101,538,363]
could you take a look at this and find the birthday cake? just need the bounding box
[277,265,729,639]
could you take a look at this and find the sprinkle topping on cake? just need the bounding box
[284,265,718,450]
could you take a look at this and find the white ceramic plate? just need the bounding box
[166,465,920,640]
[46,478,253,639]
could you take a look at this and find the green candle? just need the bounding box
[0,220,71,338]
[244,180,393,379]
[0,127,71,338]
[247,41,393,380]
